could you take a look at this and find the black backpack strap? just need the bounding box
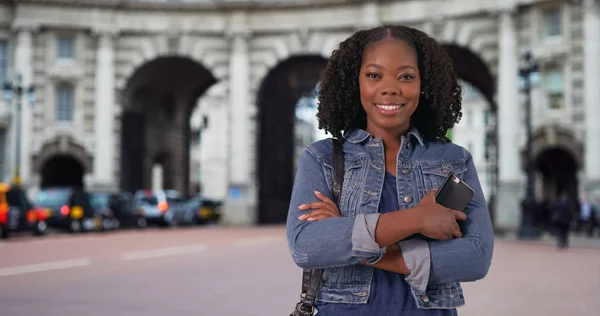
[292,137,345,316]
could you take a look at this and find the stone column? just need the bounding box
[222,11,253,225]
[228,32,250,187]
[13,26,35,187]
[93,31,116,189]
[495,9,522,231]
[584,0,600,194]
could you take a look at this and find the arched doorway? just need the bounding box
[535,147,580,229]
[442,44,497,222]
[120,57,216,195]
[535,147,579,200]
[526,125,583,226]
[32,136,93,190]
[40,155,85,189]
[256,55,328,224]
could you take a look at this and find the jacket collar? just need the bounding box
[342,127,425,146]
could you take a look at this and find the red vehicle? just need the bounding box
[0,182,50,239]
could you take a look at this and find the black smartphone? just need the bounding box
[434,172,475,212]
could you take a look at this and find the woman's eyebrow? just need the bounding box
[363,64,416,71]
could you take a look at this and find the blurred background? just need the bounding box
[0,0,599,315]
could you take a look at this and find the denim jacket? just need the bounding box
[286,127,494,309]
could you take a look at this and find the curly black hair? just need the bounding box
[316,25,463,142]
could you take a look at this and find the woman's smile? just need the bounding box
[375,103,408,116]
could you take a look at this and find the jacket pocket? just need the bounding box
[317,265,373,304]
[411,282,465,309]
[420,161,467,194]
[323,158,366,217]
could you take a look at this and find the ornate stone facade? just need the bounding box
[0,0,597,230]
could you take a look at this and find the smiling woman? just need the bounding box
[287,25,493,316]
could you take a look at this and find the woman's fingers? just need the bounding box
[314,191,337,209]
[451,229,463,238]
[298,209,340,221]
[451,210,467,221]
[298,202,329,211]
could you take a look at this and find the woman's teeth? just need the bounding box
[376,104,403,110]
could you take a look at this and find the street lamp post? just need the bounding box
[3,74,35,187]
[518,51,541,239]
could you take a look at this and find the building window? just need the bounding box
[56,85,74,122]
[0,40,7,88]
[543,7,562,38]
[483,110,490,127]
[57,36,75,60]
[543,67,565,109]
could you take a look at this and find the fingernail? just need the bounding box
[314,191,321,195]
[298,215,307,220]
[298,204,305,209]
[306,217,315,221]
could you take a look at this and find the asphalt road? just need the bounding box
[1,226,599,316]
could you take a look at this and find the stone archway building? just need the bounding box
[0,0,597,231]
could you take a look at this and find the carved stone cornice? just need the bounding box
[10,0,369,11]
[11,0,119,8]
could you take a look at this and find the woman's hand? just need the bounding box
[414,190,467,240]
[298,191,341,221]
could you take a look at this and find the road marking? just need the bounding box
[0,258,91,277]
[233,236,285,247]
[121,244,208,261]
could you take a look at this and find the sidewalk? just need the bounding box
[497,231,600,248]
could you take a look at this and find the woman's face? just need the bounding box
[359,38,421,136]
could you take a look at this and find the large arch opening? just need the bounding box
[443,44,496,108]
[120,56,216,195]
[256,55,328,224]
[442,44,497,222]
[41,154,85,189]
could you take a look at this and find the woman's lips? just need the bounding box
[375,103,405,115]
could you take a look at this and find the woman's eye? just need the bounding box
[366,73,380,79]
[399,74,415,80]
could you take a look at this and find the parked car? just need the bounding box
[0,182,50,238]
[132,189,184,227]
[171,196,201,226]
[36,187,98,233]
[198,198,222,224]
[90,193,121,231]
[91,192,147,229]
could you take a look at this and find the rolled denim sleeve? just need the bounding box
[287,146,387,269]
[398,239,431,293]
[352,213,387,264]
[427,149,495,285]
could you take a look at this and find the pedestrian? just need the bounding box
[577,195,597,237]
[550,192,574,249]
[286,25,494,316]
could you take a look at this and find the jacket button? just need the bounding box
[403,196,413,203]
[401,168,410,174]
[421,295,429,302]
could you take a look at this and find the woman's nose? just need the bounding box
[380,86,401,96]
